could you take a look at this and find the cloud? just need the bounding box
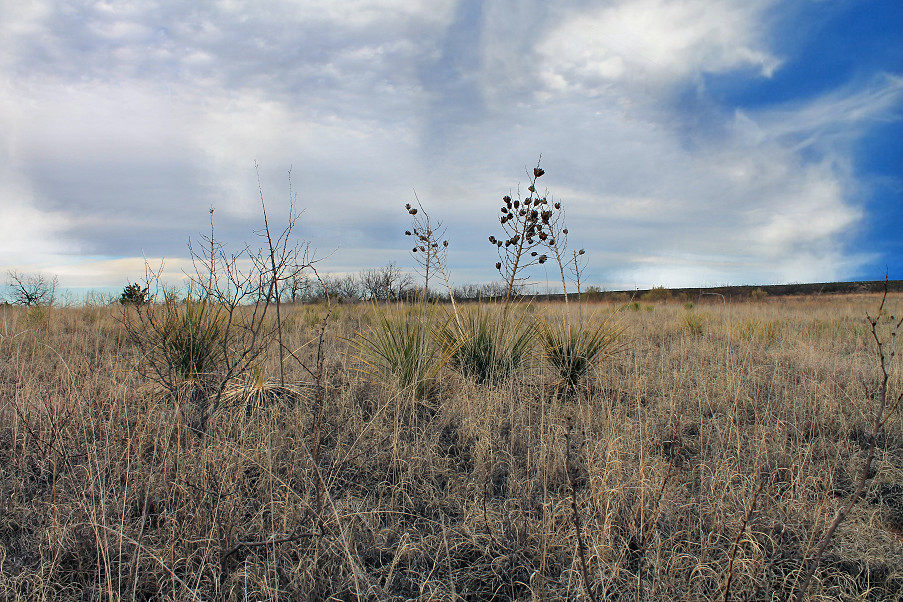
[0,0,898,291]
[536,0,780,96]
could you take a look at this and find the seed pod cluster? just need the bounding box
[491,161,560,281]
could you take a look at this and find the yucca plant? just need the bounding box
[437,303,534,385]
[353,304,450,400]
[538,311,621,395]
[160,290,226,381]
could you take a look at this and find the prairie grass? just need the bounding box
[0,294,901,600]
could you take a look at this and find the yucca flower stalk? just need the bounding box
[490,159,562,303]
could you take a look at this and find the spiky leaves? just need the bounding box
[437,304,534,385]
[538,312,621,395]
[353,305,451,400]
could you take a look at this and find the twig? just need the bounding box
[221,531,318,563]
[793,277,902,601]
[722,479,764,602]
[565,427,599,602]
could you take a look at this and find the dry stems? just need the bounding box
[0,294,901,600]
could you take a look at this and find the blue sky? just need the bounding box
[1,0,901,293]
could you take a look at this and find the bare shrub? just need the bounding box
[6,270,58,307]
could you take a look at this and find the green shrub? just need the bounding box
[582,285,603,302]
[160,292,226,381]
[119,282,149,306]
[25,305,51,329]
[353,305,448,399]
[538,312,621,393]
[682,311,706,336]
[437,304,534,385]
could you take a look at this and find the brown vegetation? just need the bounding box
[1,292,902,600]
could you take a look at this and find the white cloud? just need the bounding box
[0,0,897,291]
[536,0,779,95]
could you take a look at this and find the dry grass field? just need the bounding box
[1,293,902,601]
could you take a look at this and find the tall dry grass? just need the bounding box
[0,294,901,600]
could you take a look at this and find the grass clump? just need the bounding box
[438,304,534,384]
[682,310,706,336]
[353,304,449,399]
[538,311,621,394]
[159,291,226,381]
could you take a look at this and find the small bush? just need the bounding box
[353,304,448,399]
[160,292,226,381]
[682,311,706,336]
[119,282,149,306]
[750,287,768,301]
[643,286,672,302]
[438,304,534,384]
[538,311,621,393]
[25,305,51,329]
[582,285,603,302]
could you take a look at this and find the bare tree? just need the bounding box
[6,271,58,307]
[329,274,360,301]
[359,263,412,302]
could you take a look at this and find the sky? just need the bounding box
[1,0,901,294]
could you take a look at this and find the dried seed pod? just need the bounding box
[443,240,448,247]
[533,167,544,178]
[578,249,585,255]
[562,228,568,234]
[405,203,411,210]
[405,230,412,236]
[412,247,418,252]
[538,255,547,264]
[503,195,512,204]
[495,262,502,270]
[513,200,520,209]
[409,208,418,215]
[531,251,538,256]
[489,236,496,243]
[554,202,561,209]
[501,207,508,213]
[528,185,535,193]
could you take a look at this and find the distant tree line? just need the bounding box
[283,263,514,304]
